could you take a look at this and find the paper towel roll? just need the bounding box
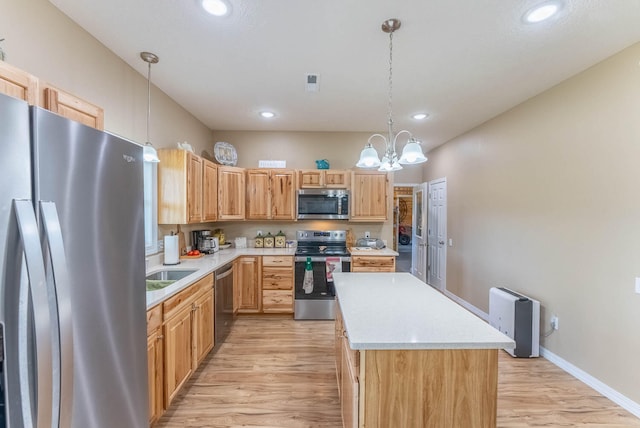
[164,235,180,265]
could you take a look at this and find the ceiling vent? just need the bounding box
[305,74,319,92]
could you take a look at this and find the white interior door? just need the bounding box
[411,183,428,282]
[427,178,447,291]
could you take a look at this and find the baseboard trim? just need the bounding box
[442,289,640,420]
[443,289,488,320]
[539,347,640,419]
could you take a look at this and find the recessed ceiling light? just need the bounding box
[412,113,428,120]
[201,0,230,16]
[260,111,275,119]
[523,1,562,24]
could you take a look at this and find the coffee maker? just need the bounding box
[192,230,219,254]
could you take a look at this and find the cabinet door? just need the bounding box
[164,305,193,406]
[341,337,359,428]
[246,169,271,220]
[187,153,203,223]
[271,170,296,220]
[351,256,396,272]
[193,289,215,367]
[218,166,246,220]
[158,149,189,224]
[335,303,343,396]
[147,329,164,425]
[42,85,104,130]
[350,171,389,221]
[0,61,38,104]
[325,170,349,188]
[235,256,261,313]
[202,159,218,222]
[297,170,323,188]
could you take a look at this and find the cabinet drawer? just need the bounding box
[146,304,163,335]
[262,268,293,290]
[262,290,293,313]
[163,274,213,320]
[351,256,396,272]
[262,255,293,267]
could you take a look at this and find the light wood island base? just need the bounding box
[361,349,497,427]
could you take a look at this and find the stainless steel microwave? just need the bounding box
[297,189,349,220]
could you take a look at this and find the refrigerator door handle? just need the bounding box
[3,200,53,428]
[40,201,74,428]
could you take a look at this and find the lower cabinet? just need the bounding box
[351,255,396,272]
[336,301,360,428]
[341,337,359,428]
[235,256,262,313]
[261,256,293,313]
[161,274,215,409]
[193,289,215,366]
[164,304,194,405]
[146,305,164,426]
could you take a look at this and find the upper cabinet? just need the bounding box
[297,169,350,189]
[218,166,245,220]
[42,84,105,130]
[202,159,218,222]
[158,149,216,224]
[0,62,104,130]
[246,169,296,220]
[0,61,38,104]
[350,171,389,222]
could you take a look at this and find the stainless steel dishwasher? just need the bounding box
[214,262,234,346]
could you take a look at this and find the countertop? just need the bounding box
[146,247,296,309]
[333,272,515,351]
[348,247,399,256]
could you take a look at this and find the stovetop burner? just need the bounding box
[295,247,349,257]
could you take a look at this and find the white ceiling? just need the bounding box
[49,0,640,152]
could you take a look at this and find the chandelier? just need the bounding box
[356,19,427,171]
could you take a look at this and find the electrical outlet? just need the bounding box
[365,231,371,239]
[550,315,559,330]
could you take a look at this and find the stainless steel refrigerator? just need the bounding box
[0,92,148,427]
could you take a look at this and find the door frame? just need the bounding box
[427,177,447,291]
[411,183,428,282]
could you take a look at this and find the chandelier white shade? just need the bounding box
[356,19,427,171]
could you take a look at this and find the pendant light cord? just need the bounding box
[146,61,151,143]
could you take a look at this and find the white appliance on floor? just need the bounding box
[489,287,540,358]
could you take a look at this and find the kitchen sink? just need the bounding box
[145,269,197,291]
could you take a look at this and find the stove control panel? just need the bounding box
[296,230,346,242]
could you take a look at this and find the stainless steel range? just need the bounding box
[294,230,351,320]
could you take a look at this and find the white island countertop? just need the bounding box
[333,272,515,351]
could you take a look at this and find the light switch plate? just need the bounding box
[635,277,640,294]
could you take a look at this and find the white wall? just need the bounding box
[0,0,213,153]
[422,42,640,404]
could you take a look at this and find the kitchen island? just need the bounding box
[333,272,514,428]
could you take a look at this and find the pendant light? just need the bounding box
[140,51,160,163]
[356,19,428,171]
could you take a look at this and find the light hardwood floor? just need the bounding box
[156,316,640,428]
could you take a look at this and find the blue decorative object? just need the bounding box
[315,159,329,169]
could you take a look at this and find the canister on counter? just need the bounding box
[275,230,286,248]
[264,232,275,248]
[254,232,264,248]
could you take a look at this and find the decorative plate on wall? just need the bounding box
[214,141,238,166]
